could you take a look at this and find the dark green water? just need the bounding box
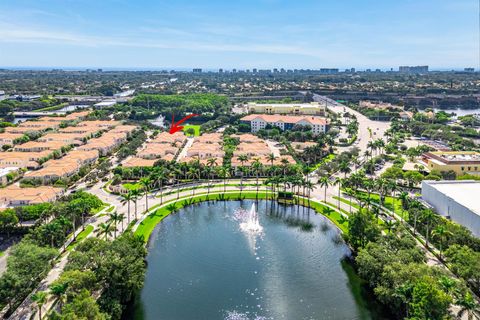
[133,200,383,320]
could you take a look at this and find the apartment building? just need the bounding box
[240,114,329,135]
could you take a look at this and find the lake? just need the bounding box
[132,200,386,320]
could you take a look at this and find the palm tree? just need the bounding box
[456,292,480,320]
[31,291,48,320]
[153,168,166,204]
[304,180,314,208]
[252,158,262,199]
[130,189,141,220]
[333,177,343,209]
[421,209,437,248]
[207,158,217,193]
[398,191,410,210]
[96,222,113,240]
[67,209,79,241]
[187,167,199,197]
[139,177,152,212]
[108,211,123,239]
[384,219,398,234]
[218,166,230,193]
[319,176,330,202]
[338,161,351,177]
[431,225,452,258]
[267,153,276,167]
[120,192,133,225]
[49,283,67,309]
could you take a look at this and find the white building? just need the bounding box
[0,90,5,101]
[241,114,329,136]
[422,180,480,237]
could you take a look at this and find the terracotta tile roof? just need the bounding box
[123,157,157,167]
[1,185,63,205]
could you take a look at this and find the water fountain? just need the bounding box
[239,204,263,233]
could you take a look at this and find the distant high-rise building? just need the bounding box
[218,68,224,73]
[319,68,339,74]
[273,68,279,73]
[252,68,258,73]
[192,68,202,73]
[366,69,372,72]
[464,68,475,72]
[399,66,428,73]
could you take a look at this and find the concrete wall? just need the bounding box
[422,181,480,237]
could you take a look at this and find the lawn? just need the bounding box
[123,183,143,191]
[135,191,348,241]
[182,124,201,136]
[66,225,94,251]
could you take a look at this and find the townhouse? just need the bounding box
[13,140,69,152]
[0,185,64,207]
[0,151,51,169]
[24,149,99,182]
[0,133,24,147]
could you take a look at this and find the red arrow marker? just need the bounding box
[169,113,199,134]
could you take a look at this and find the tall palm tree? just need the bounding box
[139,177,152,212]
[32,291,48,320]
[130,189,141,220]
[333,177,343,209]
[121,192,133,225]
[154,168,166,204]
[237,154,249,188]
[188,166,200,197]
[96,222,113,240]
[338,161,351,177]
[421,209,437,248]
[108,211,123,239]
[304,180,314,208]
[218,166,230,193]
[252,158,262,199]
[431,225,452,258]
[319,176,330,202]
[267,153,276,167]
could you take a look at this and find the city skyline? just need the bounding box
[0,0,478,69]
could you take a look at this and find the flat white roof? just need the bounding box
[423,180,480,216]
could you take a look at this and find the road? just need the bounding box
[312,94,390,154]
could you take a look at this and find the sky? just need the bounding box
[0,0,478,70]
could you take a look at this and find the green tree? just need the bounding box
[31,291,48,320]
